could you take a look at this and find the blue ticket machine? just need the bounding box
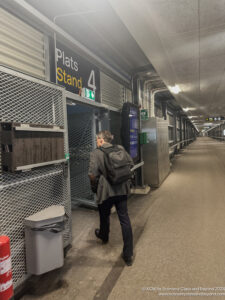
[121,103,140,163]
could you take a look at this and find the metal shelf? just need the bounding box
[16,159,67,171]
[15,126,65,133]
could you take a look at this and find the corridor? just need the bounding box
[109,137,225,299]
[20,137,225,299]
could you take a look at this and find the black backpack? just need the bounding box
[100,145,132,185]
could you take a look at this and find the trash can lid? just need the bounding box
[24,205,65,227]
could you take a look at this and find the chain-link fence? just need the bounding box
[0,66,71,288]
[67,104,95,207]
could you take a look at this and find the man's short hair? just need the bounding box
[97,130,114,143]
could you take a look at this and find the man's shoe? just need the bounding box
[95,229,108,244]
[121,254,133,266]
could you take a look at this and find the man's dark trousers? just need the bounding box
[98,195,133,258]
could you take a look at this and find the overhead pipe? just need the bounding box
[150,88,168,117]
[143,79,162,113]
[132,70,169,117]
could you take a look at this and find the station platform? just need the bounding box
[20,137,225,300]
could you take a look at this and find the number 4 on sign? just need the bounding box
[88,70,96,91]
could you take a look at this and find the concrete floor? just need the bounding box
[20,137,225,300]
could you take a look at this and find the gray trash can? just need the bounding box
[24,205,65,275]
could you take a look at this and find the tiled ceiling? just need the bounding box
[109,0,225,130]
[23,0,225,129]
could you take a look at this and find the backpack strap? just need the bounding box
[99,145,119,154]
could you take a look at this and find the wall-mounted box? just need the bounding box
[1,122,66,172]
[140,132,148,145]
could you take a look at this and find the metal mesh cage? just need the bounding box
[67,104,95,207]
[110,111,122,145]
[0,66,71,288]
[0,67,64,126]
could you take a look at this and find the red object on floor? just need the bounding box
[0,236,13,300]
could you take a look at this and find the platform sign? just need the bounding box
[55,42,100,101]
[206,116,224,121]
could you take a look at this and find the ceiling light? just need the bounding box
[183,107,197,112]
[168,85,181,94]
[188,116,199,119]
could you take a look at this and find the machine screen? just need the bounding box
[121,102,140,163]
[129,107,139,159]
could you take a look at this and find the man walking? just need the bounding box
[88,130,134,266]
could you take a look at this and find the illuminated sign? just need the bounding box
[56,42,100,101]
[206,117,224,121]
[82,88,95,101]
[141,109,149,121]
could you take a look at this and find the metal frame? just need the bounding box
[15,127,65,133]
[16,159,67,171]
[65,90,120,112]
[169,138,195,156]
[67,102,96,207]
[0,65,71,288]
[0,65,63,92]
[131,161,144,172]
[170,138,195,150]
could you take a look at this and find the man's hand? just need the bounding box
[89,174,99,193]
[89,174,96,183]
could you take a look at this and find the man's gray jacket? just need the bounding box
[88,143,134,205]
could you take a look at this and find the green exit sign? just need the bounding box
[82,88,95,101]
[141,109,149,120]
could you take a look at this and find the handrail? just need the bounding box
[169,138,195,150]
[131,161,144,172]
